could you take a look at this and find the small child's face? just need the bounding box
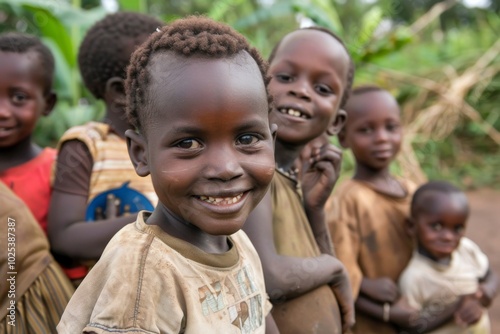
[268,30,349,145]
[414,192,468,261]
[134,52,275,236]
[341,91,401,171]
[0,51,51,148]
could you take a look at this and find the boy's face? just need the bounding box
[413,191,468,261]
[268,30,349,145]
[341,91,402,171]
[130,52,275,236]
[0,51,52,148]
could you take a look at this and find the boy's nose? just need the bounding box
[374,129,389,142]
[0,102,13,118]
[288,79,311,102]
[205,148,244,182]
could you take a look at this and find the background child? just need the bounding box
[48,12,162,283]
[0,182,74,332]
[58,16,278,333]
[243,27,355,333]
[0,32,57,234]
[394,181,498,333]
[326,85,417,333]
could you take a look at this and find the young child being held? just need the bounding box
[48,12,162,283]
[243,27,355,333]
[0,32,57,234]
[394,181,498,333]
[326,85,417,333]
[58,16,279,333]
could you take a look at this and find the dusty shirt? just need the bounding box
[58,211,272,334]
[399,237,490,334]
[270,171,342,334]
[326,178,416,334]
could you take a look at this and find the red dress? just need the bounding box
[0,148,56,234]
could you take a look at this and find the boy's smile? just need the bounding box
[0,51,51,148]
[127,51,275,250]
[268,29,349,145]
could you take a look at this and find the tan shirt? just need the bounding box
[58,211,272,334]
[270,171,342,334]
[326,178,416,334]
[399,237,490,334]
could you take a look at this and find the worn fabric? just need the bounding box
[0,148,56,234]
[58,211,272,334]
[326,178,417,334]
[0,182,74,332]
[399,237,490,334]
[270,171,342,334]
[54,121,157,205]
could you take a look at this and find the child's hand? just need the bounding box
[327,256,355,332]
[454,294,483,327]
[476,284,494,307]
[301,143,342,211]
[360,277,399,303]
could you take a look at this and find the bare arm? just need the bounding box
[265,314,279,334]
[478,268,499,307]
[48,141,136,260]
[356,295,460,333]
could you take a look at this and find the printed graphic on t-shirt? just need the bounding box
[198,265,263,333]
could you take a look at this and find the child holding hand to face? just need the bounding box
[244,27,355,333]
[58,16,279,334]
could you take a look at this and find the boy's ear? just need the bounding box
[406,217,416,237]
[126,129,150,177]
[327,109,347,136]
[42,92,57,116]
[104,77,125,105]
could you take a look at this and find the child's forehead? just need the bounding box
[273,30,348,64]
[417,191,468,216]
[0,51,45,82]
[347,91,400,119]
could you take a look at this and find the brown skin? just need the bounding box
[338,89,405,310]
[126,52,277,332]
[243,29,354,332]
[48,74,137,260]
[0,51,56,171]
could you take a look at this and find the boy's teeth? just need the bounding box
[198,193,243,205]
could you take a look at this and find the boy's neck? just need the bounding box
[353,164,406,197]
[0,136,41,171]
[147,205,231,254]
[274,140,304,172]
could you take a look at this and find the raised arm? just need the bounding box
[48,140,136,261]
[243,189,354,330]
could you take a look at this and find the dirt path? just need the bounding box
[465,188,500,333]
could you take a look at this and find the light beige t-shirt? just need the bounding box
[58,211,272,334]
[399,237,490,334]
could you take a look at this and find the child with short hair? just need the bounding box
[0,182,74,332]
[48,12,163,283]
[393,181,498,333]
[243,27,355,333]
[0,32,57,234]
[326,85,417,333]
[58,16,278,333]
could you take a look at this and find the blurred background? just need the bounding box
[1,0,499,189]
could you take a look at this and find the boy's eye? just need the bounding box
[358,127,373,134]
[275,73,293,83]
[177,139,202,149]
[386,123,400,131]
[237,134,259,145]
[430,223,442,231]
[315,84,333,95]
[11,92,28,105]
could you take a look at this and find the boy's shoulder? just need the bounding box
[57,121,111,154]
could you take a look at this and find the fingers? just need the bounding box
[104,194,121,219]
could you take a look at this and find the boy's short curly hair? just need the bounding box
[126,15,271,131]
[78,12,163,99]
[411,181,468,217]
[0,32,54,94]
[268,26,355,109]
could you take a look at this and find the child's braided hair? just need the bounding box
[126,16,271,131]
